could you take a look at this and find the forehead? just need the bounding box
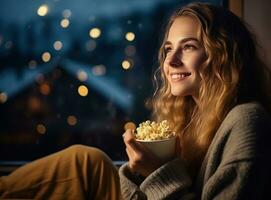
[167,16,201,41]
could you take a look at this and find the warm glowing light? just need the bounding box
[125,32,135,41]
[0,92,8,103]
[53,41,63,50]
[28,60,37,69]
[37,5,49,16]
[92,65,106,76]
[125,45,136,56]
[28,97,41,111]
[67,115,77,126]
[122,60,131,70]
[62,9,72,18]
[42,52,51,62]
[40,83,50,95]
[37,124,46,134]
[60,19,70,28]
[124,122,136,131]
[77,70,88,81]
[78,85,88,96]
[89,28,101,39]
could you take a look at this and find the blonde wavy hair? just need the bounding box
[151,2,271,177]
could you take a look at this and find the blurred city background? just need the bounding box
[0,0,224,164]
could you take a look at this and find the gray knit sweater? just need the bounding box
[119,102,271,199]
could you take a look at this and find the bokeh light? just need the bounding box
[60,19,70,28]
[77,70,88,81]
[53,41,63,50]
[37,5,49,16]
[40,83,51,95]
[78,85,88,96]
[92,65,106,76]
[0,92,8,103]
[36,124,46,134]
[125,32,135,41]
[28,97,41,111]
[42,52,51,62]
[124,122,136,131]
[89,28,101,39]
[67,115,77,126]
[122,60,132,70]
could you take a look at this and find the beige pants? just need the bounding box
[0,145,122,200]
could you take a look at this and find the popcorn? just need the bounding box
[135,120,175,141]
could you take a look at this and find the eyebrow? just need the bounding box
[164,37,199,46]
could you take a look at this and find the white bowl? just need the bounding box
[136,136,176,161]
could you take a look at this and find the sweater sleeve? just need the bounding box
[119,158,195,200]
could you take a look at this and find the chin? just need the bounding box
[171,89,185,97]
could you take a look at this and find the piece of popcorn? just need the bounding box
[135,120,175,141]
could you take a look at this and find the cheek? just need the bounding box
[190,54,205,72]
[162,64,168,76]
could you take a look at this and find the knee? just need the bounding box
[67,144,112,164]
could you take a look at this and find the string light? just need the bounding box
[125,32,135,41]
[42,52,51,62]
[36,124,46,134]
[28,97,41,111]
[77,70,88,81]
[37,5,49,16]
[40,83,50,95]
[0,92,8,103]
[92,65,106,76]
[124,122,136,131]
[89,28,101,39]
[53,41,63,50]
[78,85,88,96]
[67,115,77,126]
[122,60,131,70]
[60,19,70,28]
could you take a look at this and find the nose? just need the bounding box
[166,51,183,68]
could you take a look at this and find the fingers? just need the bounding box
[123,129,142,154]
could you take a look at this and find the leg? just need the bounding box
[0,145,122,200]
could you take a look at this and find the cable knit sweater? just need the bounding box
[119,102,271,199]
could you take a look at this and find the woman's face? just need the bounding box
[163,16,206,101]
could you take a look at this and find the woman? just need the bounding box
[1,2,271,199]
[120,2,271,199]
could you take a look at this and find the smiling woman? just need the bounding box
[1,1,271,200]
[163,16,205,99]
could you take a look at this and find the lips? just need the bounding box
[170,72,191,81]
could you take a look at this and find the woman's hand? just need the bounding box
[123,129,163,177]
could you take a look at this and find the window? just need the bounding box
[0,0,225,163]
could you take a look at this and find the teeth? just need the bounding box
[172,74,180,79]
[170,73,190,80]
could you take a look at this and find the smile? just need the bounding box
[170,72,191,81]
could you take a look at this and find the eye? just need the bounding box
[183,44,197,51]
[164,46,172,54]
